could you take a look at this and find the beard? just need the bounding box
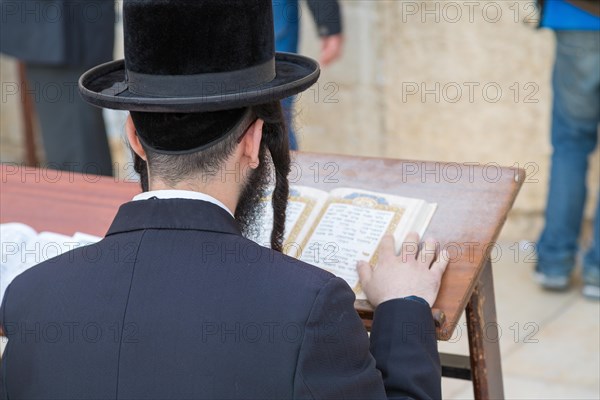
[235,149,272,239]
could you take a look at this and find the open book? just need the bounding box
[250,187,436,300]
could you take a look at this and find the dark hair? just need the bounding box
[131,102,290,251]
[131,107,249,184]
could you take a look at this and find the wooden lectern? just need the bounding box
[0,153,524,399]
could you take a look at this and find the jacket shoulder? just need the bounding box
[2,232,143,307]
[232,235,338,285]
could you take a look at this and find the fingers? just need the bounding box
[401,232,420,261]
[420,239,438,268]
[357,261,372,285]
[378,234,397,261]
[405,231,420,244]
[320,40,333,66]
[321,50,334,66]
[431,249,450,277]
[320,36,343,66]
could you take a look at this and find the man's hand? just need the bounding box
[357,233,449,308]
[320,34,344,67]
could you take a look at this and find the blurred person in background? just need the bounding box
[0,0,115,176]
[535,0,600,299]
[273,0,343,150]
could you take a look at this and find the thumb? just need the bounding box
[431,250,450,277]
[357,261,372,284]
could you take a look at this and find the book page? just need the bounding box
[329,188,437,254]
[298,190,406,299]
[299,188,436,300]
[409,203,437,239]
[72,232,103,246]
[0,222,37,247]
[0,223,39,303]
[249,186,328,256]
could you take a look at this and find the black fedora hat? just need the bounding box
[79,0,320,113]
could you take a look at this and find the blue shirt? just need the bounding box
[541,0,600,30]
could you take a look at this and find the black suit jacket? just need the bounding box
[0,199,441,399]
[0,0,114,67]
[306,0,343,37]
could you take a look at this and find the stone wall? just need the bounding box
[295,0,599,241]
[1,0,598,241]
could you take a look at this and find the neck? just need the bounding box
[149,177,239,215]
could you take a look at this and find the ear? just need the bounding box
[126,115,147,161]
[241,118,263,168]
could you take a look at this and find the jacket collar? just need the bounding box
[106,198,242,237]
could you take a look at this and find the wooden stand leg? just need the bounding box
[466,260,504,399]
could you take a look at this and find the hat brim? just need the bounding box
[79,52,320,113]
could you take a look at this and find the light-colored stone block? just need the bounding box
[294,0,599,242]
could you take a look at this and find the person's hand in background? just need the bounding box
[358,232,449,308]
[320,34,344,66]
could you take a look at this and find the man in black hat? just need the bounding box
[0,1,447,398]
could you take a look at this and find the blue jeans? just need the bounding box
[537,30,600,286]
[273,0,300,150]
